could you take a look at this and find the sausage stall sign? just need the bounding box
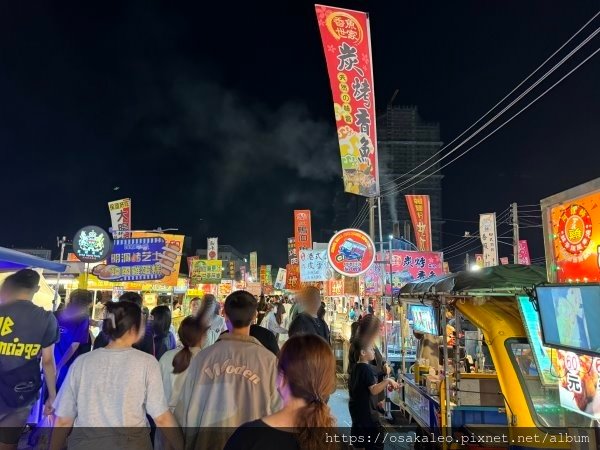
[542,177,600,282]
[315,5,380,197]
[327,228,375,277]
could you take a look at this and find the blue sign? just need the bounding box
[91,236,181,282]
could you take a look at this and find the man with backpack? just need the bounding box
[0,270,59,449]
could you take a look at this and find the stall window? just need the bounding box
[506,339,591,429]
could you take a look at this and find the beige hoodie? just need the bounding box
[175,333,281,450]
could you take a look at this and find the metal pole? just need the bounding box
[441,296,452,432]
[52,236,67,311]
[369,198,375,243]
[465,252,470,271]
[512,203,520,264]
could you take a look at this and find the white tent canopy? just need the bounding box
[0,270,56,311]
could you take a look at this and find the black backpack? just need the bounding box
[0,358,42,409]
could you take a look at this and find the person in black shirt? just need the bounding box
[348,339,399,450]
[0,270,59,448]
[225,334,338,450]
[220,325,279,356]
[288,287,330,344]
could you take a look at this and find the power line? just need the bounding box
[378,10,600,190]
[383,41,600,197]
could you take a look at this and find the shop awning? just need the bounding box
[400,264,547,294]
[0,246,67,273]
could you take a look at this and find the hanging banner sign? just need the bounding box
[218,280,233,298]
[207,238,218,260]
[228,260,236,280]
[108,198,131,238]
[405,195,432,251]
[328,228,375,276]
[246,282,262,297]
[556,350,600,419]
[285,264,301,291]
[443,261,450,274]
[518,240,531,265]
[249,252,258,281]
[294,210,312,255]
[287,238,299,265]
[479,213,499,267]
[315,5,380,197]
[92,233,184,286]
[190,259,222,284]
[299,249,330,282]
[274,268,287,290]
[265,265,272,286]
[325,279,345,296]
[73,226,112,263]
[363,263,383,295]
[379,250,444,295]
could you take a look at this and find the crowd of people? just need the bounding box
[0,269,399,450]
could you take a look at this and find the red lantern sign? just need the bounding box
[327,228,375,277]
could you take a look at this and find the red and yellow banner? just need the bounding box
[316,5,379,197]
[294,210,312,255]
[406,195,433,251]
[550,193,600,282]
[285,264,300,291]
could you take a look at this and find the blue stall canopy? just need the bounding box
[0,246,67,273]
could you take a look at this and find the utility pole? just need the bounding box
[465,252,470,270]
[53,236,68,311]
[368,197,375,242]
[512,203,519,264]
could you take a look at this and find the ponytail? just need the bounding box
[172,346,192,374]
[296,399,337,450]
[172,316,208,374]
[278,335,338,450]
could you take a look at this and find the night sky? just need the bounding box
[1,1,599,269]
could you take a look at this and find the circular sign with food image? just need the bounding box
[327,228,376,277]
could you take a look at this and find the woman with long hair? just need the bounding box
[50,301,182,450]
[150,305,176,360]
[159,316,210,411]
[225,335,338,450]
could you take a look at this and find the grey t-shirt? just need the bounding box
[55,347,168,426]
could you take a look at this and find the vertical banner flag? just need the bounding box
[285,264,301,291]
[228,260,235,280]
[259,265,267,285]
[405,195,432,251]
[249,252,258,281]
[479,213,499,267]
[274,268,287,290]
[207,238,218,260]
[315,5,379,197]
[294,210,312,255]
[287,238,299,265]
[240,266,246,286]
[518,240,531,265]
[108,198,131,238]
[265,265,272,286]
